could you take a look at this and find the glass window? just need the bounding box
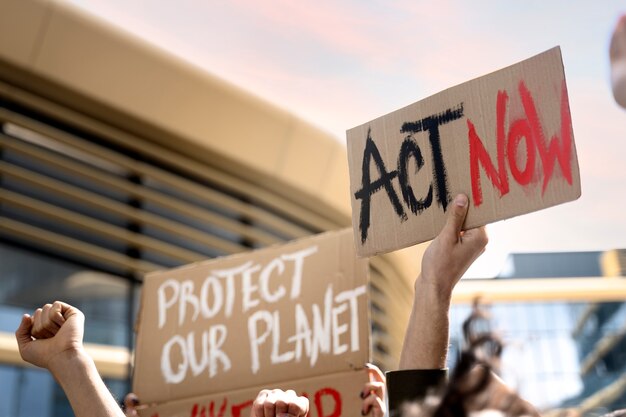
[0,242,135,347]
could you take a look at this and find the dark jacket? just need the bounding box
[386,369,447,416]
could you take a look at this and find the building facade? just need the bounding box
[0,0,418,415]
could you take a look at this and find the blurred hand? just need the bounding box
[250,389,309,417]
[461,365,539,417]
[123,393,140,417]
[610,14,626,108]
[361,363,386,417]
[15,301,85,370]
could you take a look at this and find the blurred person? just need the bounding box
[14,301,308,417]
[610,14,626,108]
[462,298,503,375]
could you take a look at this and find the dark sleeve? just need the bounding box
[386,369,447,416]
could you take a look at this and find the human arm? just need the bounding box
[398,193,487,370]
[15,301,125,417]
[387,194,486,413]
[250,389,309,417]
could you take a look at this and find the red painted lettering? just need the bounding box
[468,80,573,206]
[210,398,228,417]
[231,400,253,417]
[519,80,573,192]
[507,118,536,186]
[468,90,510,206]
[314,388,342,417]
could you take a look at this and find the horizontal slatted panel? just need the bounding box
[0,160,247,256]
[0,217,160,274]
[1,188,205,264]
[0,81,341,233]
[0,132,281,247]
[0,91,332,278]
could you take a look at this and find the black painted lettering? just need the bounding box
[354,129,407,244]
[400,104,464,212]
[397,136,433,214]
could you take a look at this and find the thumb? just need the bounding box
[15,314,33,351]
[443,194,469,239]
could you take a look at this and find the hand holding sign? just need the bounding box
[419,194,488,295]
[361,363,386,417]
[398,194,488,371]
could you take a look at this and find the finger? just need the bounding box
[362,395,384,417]
[59,302,86,332]
[362,382,384,399]
[41,304,61,336]
[263,391,278,417]
[373,397,385,417]
[15,314,34,351]
[50,301,66,328]
[251,390,269,417]
[57,301,82,321]
[31,308,54,339]
[365,363,385,383]
[275,398,289,416]
[286,394,308,417]
[442,194,469,241]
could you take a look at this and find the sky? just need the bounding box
[68,0,626,278]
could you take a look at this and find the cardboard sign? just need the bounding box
[133,229,370,407]
[347,46,581,257]
[137,370,369,417]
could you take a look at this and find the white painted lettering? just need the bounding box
[331,302,349,355]
[335,285,367,351]
[179,280,199,326]
[258,258,286,303]
[157,279,179,329]
[281,246,318,299]
[270,310,294,365]
[248,310,273,374]
[241,263,261,313]
[161,335,187,384]
[212,261,253,318]
[200,276,223,318]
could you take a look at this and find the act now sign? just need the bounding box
[347,46,581,257]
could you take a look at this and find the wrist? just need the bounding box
[48,346,92,378]
[414,273,453,305]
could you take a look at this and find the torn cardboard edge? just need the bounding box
[346,46,581,258]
